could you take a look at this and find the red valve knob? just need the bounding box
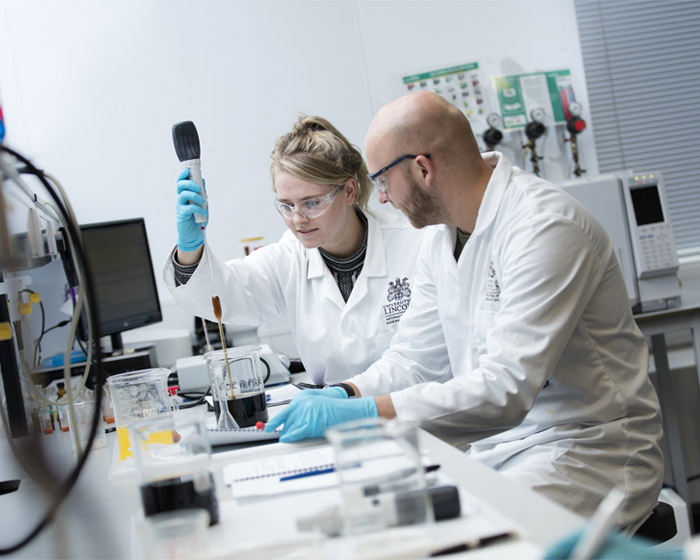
[567,117,586,135]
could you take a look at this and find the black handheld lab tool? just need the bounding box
[172,121,207,223]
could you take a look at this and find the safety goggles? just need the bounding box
[274,185,343,220]
[367,154,430,192]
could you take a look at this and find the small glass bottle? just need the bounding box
[101,383,115,424]
[40,406,54,435]
[57,405,70,432]
[168,385,179,412]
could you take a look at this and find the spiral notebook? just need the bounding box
[223,442,435,499]
[223,446,338,498]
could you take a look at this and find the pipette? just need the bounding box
[210,282,239,430]
[172,121,237,416]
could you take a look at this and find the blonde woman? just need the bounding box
[164,116,432,386]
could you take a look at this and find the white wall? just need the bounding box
[0,0,595,347]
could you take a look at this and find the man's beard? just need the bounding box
[400,171,444,229]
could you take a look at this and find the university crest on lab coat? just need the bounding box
[484,262,501,303]
[383,277,412,326]
[387,277,411,301]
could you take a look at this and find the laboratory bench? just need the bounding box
[0,405,584,559]
[633,261,700,525]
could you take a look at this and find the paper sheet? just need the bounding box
[223,445,338,498]
[265,383,303,406]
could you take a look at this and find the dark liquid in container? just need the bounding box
[213,392,268,428]
[140,473,219,525]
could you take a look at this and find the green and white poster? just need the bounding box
[492,69,577,129]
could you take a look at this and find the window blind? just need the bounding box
[574,0,700,257]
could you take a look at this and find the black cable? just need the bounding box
[178,390,207,400]
[41,320,71,336]
[74,336,89,359]
[34,319,71,368]
[20,289,45,340]
[178,387,211,410]
[19,288,46,367]
[0,145,105,555]
[260,356,271,384]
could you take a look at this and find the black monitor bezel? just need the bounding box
[77,217,162,342]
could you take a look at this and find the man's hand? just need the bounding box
[265,392,377,442]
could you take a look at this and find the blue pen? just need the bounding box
[279,467,335,482]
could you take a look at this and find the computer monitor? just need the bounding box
[77,218,162,352]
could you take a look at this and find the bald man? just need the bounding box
[266,91,664,530]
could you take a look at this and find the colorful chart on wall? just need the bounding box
[402,62,491,133]
[492,69,578,129]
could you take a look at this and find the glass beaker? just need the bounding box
[130,410,219,526]
[141,509,209,560]
[107,368,172,461]
[205,346,268,429]
[326,417,434,536]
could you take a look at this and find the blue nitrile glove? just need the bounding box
[176,167,208,252]
[265,394,378,442]
[544,528,684,559]
[293,386,348,401]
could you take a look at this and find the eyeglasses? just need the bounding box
[274,185,343,220]
[367,154,430,192]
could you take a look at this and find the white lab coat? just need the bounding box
[163,210,427,385]
[348,153,664,529]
